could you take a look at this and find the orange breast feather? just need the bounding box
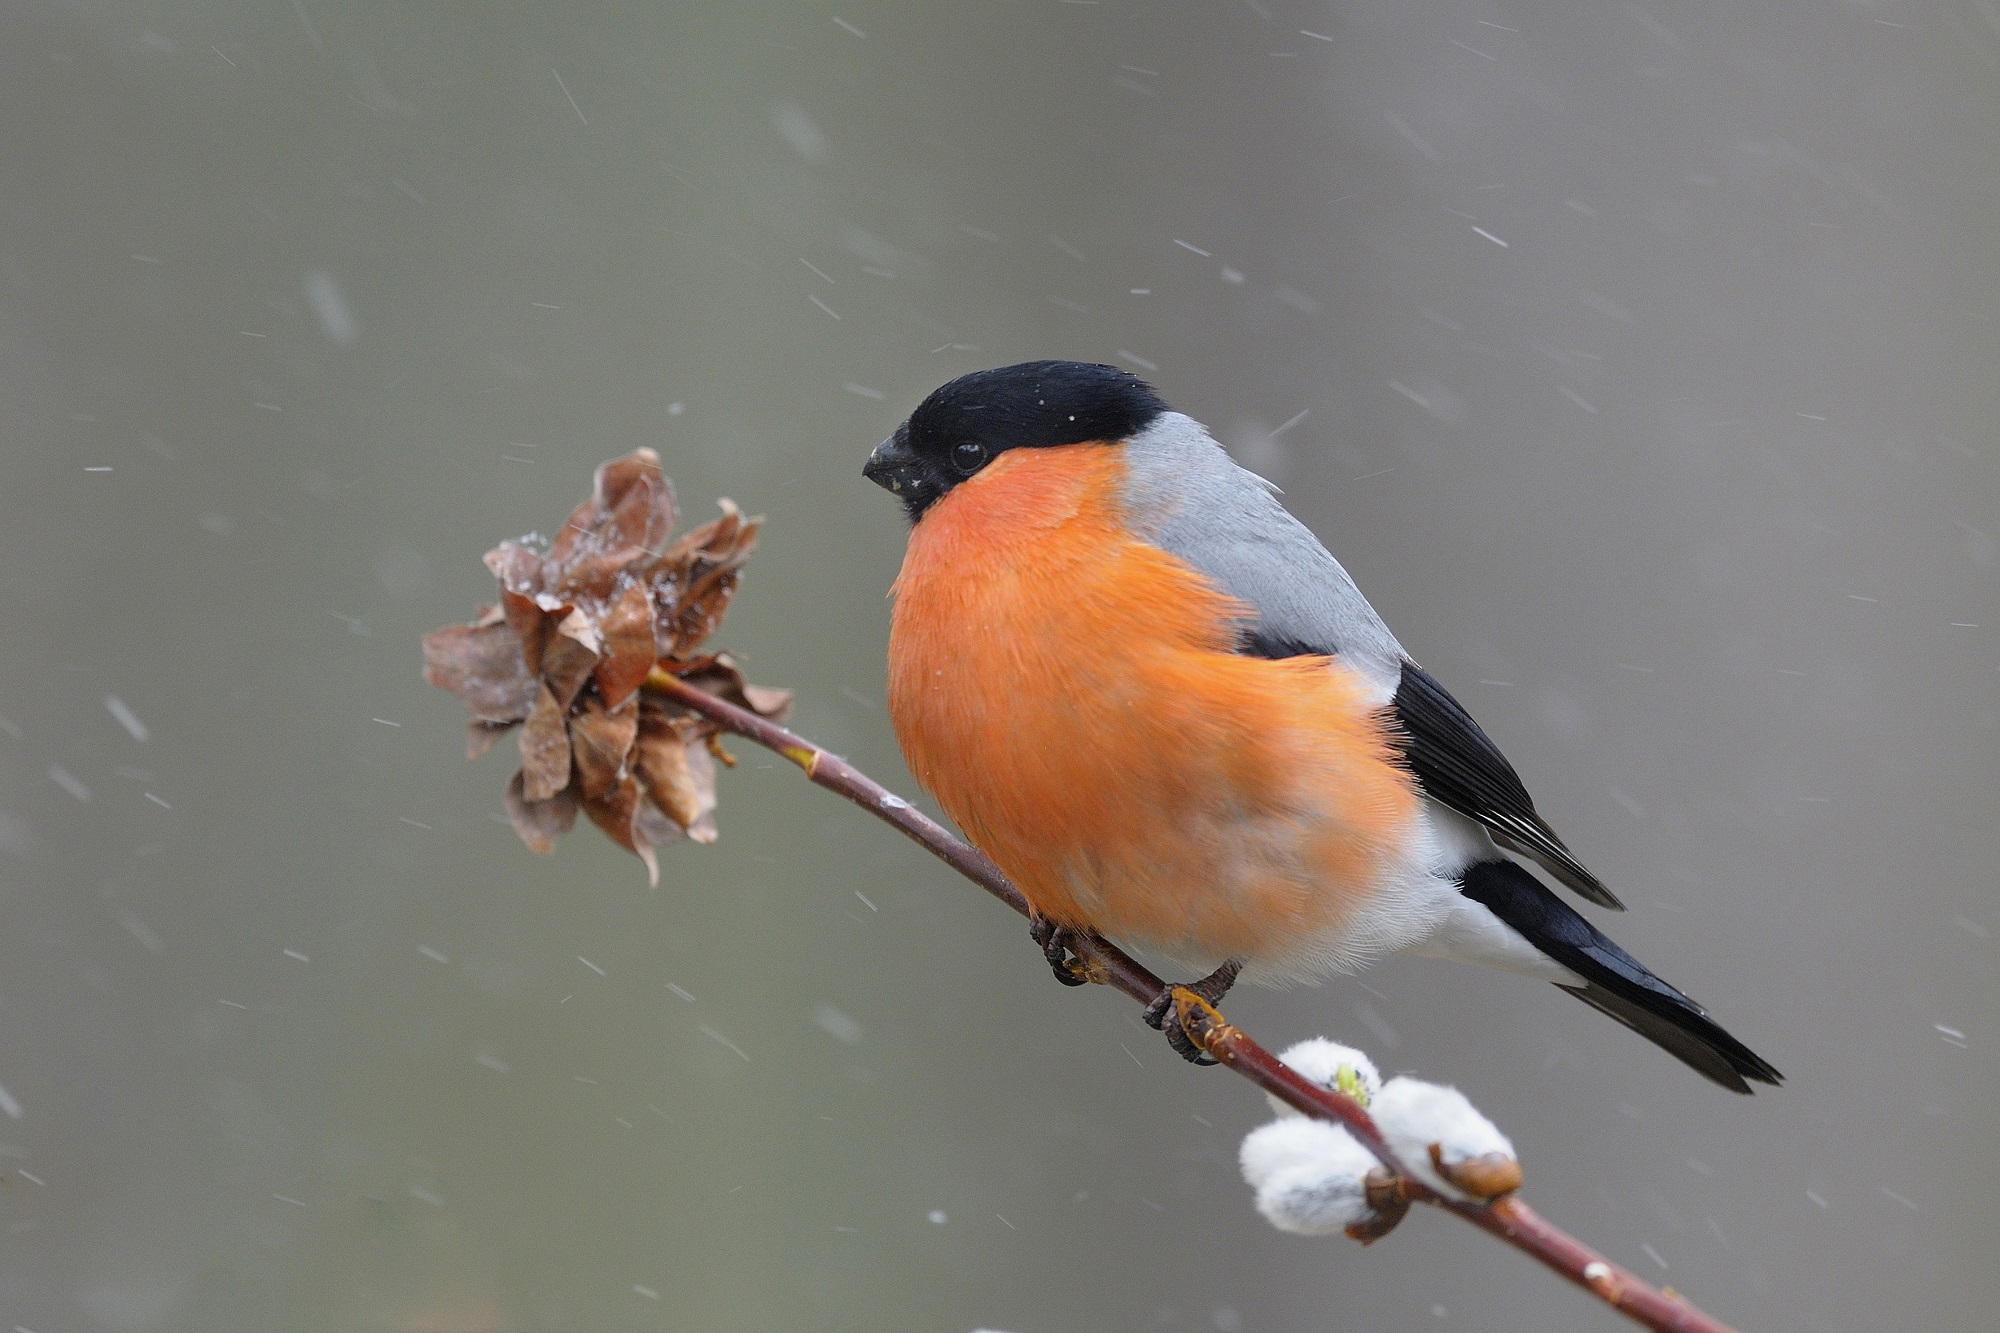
[886,444,1418,967]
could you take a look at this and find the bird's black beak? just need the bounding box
[862,428,922,496]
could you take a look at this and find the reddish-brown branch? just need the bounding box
[650,671,1740,1333]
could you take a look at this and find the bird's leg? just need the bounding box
[1142,958,1243,1065]
[1028,915,1093,988]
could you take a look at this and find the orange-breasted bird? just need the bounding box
[864,361,1780,1092]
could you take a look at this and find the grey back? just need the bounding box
[1118,412,1407,701]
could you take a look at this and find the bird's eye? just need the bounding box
[950,440,988,476]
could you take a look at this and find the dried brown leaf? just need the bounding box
[569,695,639,800]
[547,450,676,594]
[497,587,552,675]
[673,654,786,719]
[555,605,603,655]
[671,501,740,562]
[582,774,642,853]
[650,502,761,658]
[426,450,783,879]
[681,741,719,843]
[518,682,573,802]
[592,581,655,708]
[582,775,679,887]
[482,540,541,592]
[551,553,633,604]
[466,720,518,760]
[634,799,689,858]
[740,683,794,722]
[667,574,740,657]
[600,451,675,551]
[635,717,707,830]
[539,610,601,709]
[504,769,578,853]
[421,622,537,724]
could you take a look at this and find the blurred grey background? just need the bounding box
[1,2,1995,1330]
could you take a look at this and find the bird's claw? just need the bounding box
[1152,996,1208,1056]
[1026,924,1242,1066]
[1141,959,1243,1066]
[1028,916,1094,987]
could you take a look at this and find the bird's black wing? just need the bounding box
[1458,860,1780,1091]
[1391,661,1624,910]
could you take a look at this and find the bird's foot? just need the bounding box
[1028,916,1099,988]
[1142,958,1243,1065]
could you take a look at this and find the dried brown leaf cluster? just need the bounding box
[422,449,790,881]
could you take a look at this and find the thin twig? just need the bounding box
[650,671,1740,1333]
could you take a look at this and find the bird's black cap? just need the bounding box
[863,360,1168,521]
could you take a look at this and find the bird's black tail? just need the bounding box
[1456,860,1782,1094]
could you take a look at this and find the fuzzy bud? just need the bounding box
[1239,1117,1379,1235]
[1265,1038,1382,1118]
[1370,1076,1521,1201]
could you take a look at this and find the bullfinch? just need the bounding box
[864,360,1780,1093]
